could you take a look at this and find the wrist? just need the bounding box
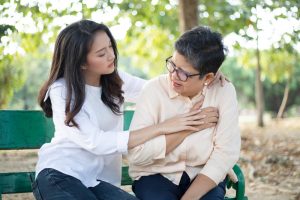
[155,124,164,136]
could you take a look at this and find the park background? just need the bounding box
[0,0,299,199]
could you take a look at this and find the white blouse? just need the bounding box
[35,71,146,187]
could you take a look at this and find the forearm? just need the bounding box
[165,131,191,154]
[181,174,216,200]
[128,124,163,149]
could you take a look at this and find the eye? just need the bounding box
[98,54,105,57]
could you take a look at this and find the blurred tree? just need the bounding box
[178,0,198,32]
[1,0,299,116]
[0,22,24,108]
[261,50,298,118]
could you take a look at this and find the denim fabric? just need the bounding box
[32,168,138,200]
[132,172,226,200]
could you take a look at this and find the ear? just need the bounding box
[203,73,215,85]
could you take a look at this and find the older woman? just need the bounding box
[127,26,241,200]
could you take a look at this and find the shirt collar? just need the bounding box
[166,75,207,101]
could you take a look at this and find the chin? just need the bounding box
[173,87,183,95]
[103,68,115,75]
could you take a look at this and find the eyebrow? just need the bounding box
[95,47,106,53]
[95,42,112,54]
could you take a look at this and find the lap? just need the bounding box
[90,180,138,200]
[33,168,98,200]
[132,174,184,200]
[132,173,226,200]
[34,168,137,200]
[200,179,226,200]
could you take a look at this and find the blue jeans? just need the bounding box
[132,172,226,200]
[32,168,138,200]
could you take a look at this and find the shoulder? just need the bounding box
[48,78,67,99]
[143,74,167,92]
[49,78,66,90]
[209,81,237,97]
[220,82,237,97]
[119,70,145,82]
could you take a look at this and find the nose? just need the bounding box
[108,49,115,61]
[171,70,179,80]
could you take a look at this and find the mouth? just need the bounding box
[172,80,182,88]
[108,62,114,68]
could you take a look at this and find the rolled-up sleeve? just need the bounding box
[127,80,167,166]
[50,84,130,155]
[200,83,241,185]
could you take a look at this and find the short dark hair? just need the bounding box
[175,26,227,78]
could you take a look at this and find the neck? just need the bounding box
[84,73,101,87]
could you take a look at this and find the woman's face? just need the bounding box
[84,31,115,84]
[169,51,211,98]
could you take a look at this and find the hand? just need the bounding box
[157,110,208,134]
[192,107,219,132]
[208,71,230,89]
[190,97,204,111]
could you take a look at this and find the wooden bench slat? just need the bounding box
[0,111,54,149]
[0,172,34,194]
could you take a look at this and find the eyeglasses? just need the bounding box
[165,56,201,82]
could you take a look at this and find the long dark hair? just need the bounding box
[38,20,124,127]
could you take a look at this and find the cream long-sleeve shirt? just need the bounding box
[127,74,241,185]
[35,71,146,187]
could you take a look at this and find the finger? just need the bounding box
[183,109,202,117]
[221,76,225,86]
[201,112,219,119]
[185,120,205,126]
[200,107,218,113]
[185,114,207,121]
[191,98,204,111]
[204,117,218,123]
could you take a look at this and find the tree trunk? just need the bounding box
[277,79,290,119]
[178,0,198,33]
[255,37,264,127]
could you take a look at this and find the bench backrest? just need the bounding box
[0,110,134,150]
[0,110,134,198]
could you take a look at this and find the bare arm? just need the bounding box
[165,105,219,154]
[128,109,206,149]
[181,174,216,200]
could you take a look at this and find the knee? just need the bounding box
[200,186,225,200]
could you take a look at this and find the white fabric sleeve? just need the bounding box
[119,70,147,103]
[49,84,130,155]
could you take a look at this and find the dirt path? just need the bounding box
[1,118,300,200]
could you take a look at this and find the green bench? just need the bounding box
[0,110,247,200]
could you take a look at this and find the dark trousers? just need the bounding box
[32,168,138,200]
[132,172,226,200]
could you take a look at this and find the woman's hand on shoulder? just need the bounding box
[208,71,230,88]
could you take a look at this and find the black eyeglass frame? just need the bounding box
[165,56,201,82]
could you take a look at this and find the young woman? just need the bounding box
[33,20,219,200]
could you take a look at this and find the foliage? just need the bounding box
[0,53,24,108]
[0,0,299,115]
